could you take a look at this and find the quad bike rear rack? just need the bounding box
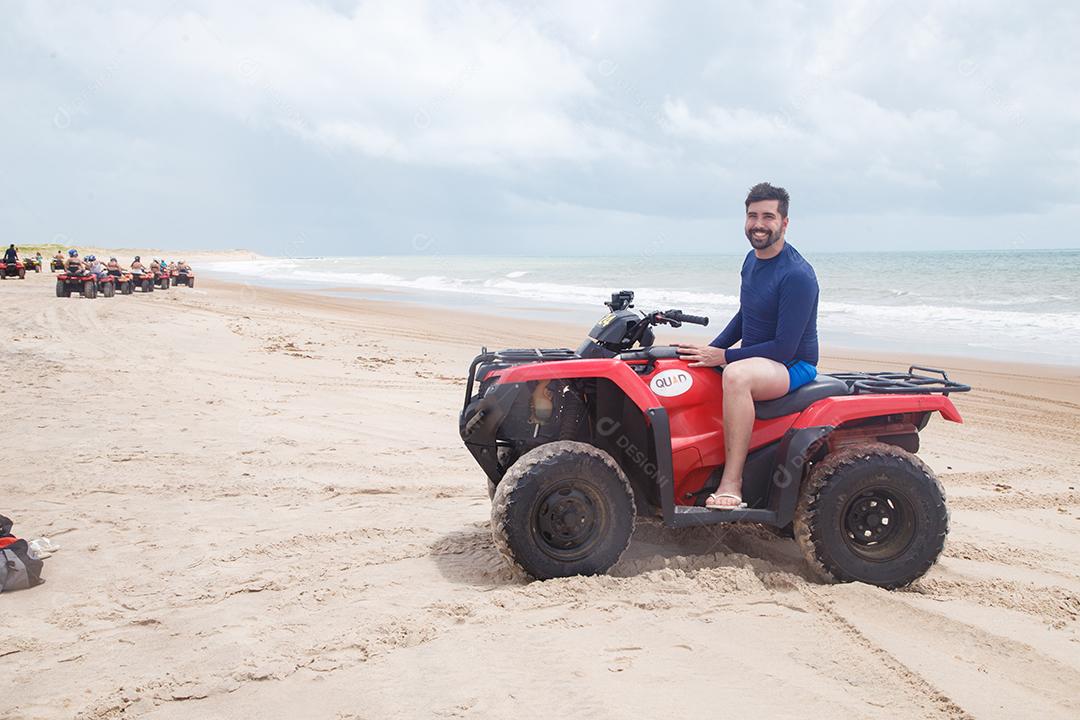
[829,365,972,396]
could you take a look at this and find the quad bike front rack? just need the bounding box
[463,347,578,411]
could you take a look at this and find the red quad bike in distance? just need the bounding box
[0,260,26,279]
[55,271,99,298]
[130,270,155,293]
[460,290,971,589]
[98,271,134,297]
[171,268,195,287]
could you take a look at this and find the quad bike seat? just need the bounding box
[754,374,851,420]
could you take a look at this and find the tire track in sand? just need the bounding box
[798,586,974,719]
[816,582,1080,718]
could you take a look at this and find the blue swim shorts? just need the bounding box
[787,360,817,393]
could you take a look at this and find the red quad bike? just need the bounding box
[460,290,971,589]
[95,271,133,298]
[0,260,26,280]
[171,268,195,288]
[55,271,99,298]
[107,270,134,296]
[154,269,171,290]
[129,271,155,293]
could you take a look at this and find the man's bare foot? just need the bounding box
[705,488,745,510]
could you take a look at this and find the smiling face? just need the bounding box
[744,199,788,251]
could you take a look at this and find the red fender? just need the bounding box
[793,394,963,428]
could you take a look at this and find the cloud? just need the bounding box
[2,0,1078,253]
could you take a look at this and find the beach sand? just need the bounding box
[2,267,1079,719]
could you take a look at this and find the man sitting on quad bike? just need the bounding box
[676,182,819,510]
[3,244,17,264]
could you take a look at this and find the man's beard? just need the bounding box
[746,225,781,250]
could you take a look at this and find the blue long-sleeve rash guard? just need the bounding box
[709,242,820,366]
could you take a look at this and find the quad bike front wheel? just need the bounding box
[794,442,947,589]
[491,441,635,580]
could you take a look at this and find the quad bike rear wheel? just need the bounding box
[56,280,68,298]
[83,280,97,299]
[102,282,115,298]
[18,268,25,279]
[491,441,635,580]
[794,442,947,589]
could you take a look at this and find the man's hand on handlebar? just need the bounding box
[673,343,728,368]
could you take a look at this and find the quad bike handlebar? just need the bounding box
[658,310,709,327]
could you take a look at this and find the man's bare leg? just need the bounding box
[706,357,791,509]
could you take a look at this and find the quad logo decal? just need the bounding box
[650,368,693,397]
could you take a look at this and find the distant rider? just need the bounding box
[3,244,16,263]
[65,249,85,274]
[87,255,107,280]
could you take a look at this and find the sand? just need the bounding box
[2,266,1079,720]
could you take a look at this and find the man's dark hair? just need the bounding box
[745,182,790,218]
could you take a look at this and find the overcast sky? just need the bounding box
[2,1,1078,255]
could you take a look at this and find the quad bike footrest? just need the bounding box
[669,505,779,528]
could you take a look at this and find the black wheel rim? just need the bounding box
[531,479,607,562]
[841,486,917,562]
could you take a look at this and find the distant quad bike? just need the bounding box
[0,260,26,279]
[460,290,971,589]
[23,258,42,273]
[50,258,65,272]
[154,270,171,290]
[97,272,133,297]
[55,271,99,298]
[172,268,195,287]
[130,271,155,293]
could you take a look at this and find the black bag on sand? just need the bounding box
[1,514,44,592]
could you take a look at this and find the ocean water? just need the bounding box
[203,250,1080,365]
